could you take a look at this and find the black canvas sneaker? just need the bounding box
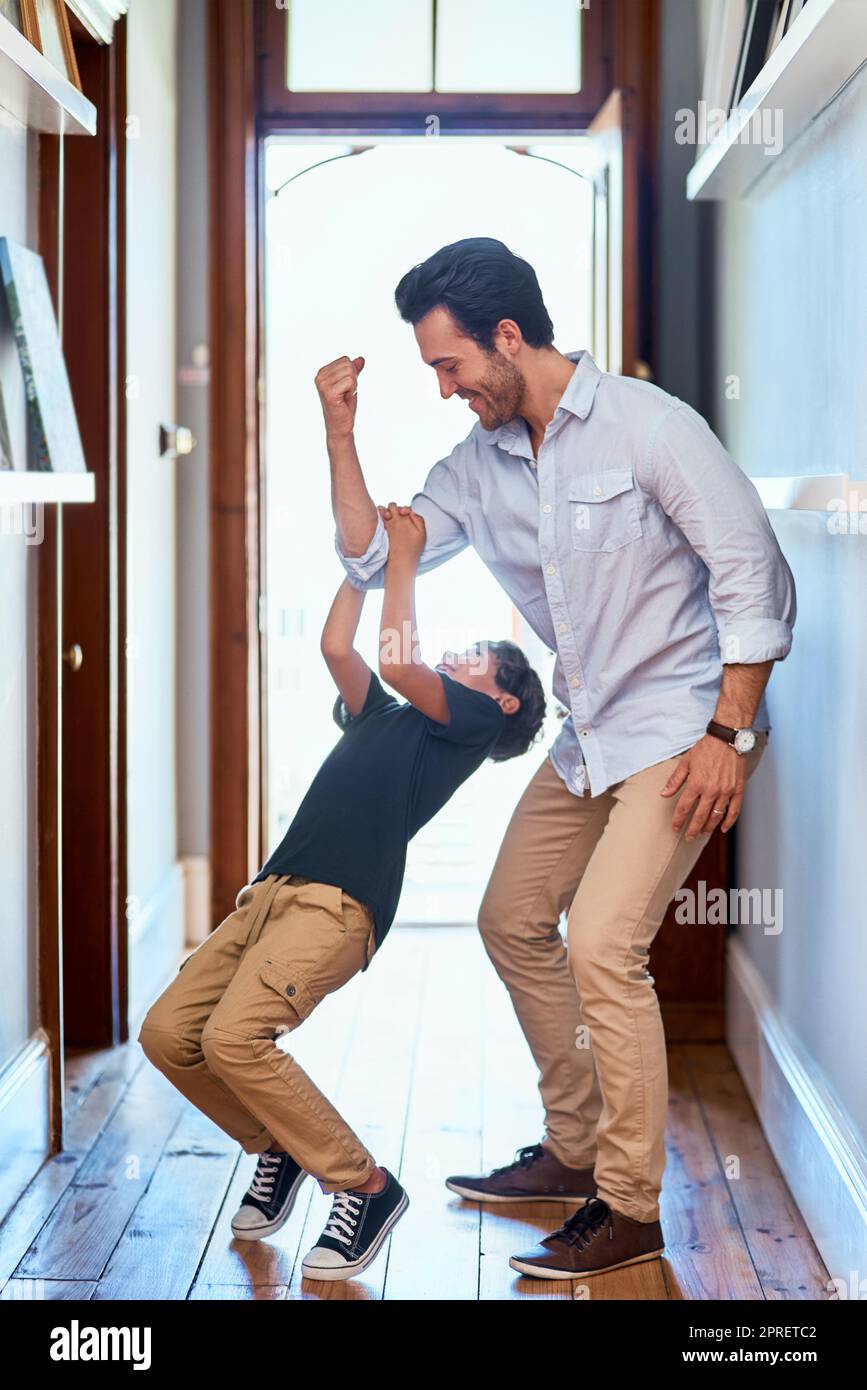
[230,1149,308,1240]
[301,1169,409,1281]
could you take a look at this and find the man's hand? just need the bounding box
[315,354,365,439]
[383,501,426,566]
[660,735,745,840]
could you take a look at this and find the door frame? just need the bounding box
[208,0,262,925]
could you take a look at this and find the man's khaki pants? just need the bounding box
[478,735,768,1223]
[138,875,378,1193]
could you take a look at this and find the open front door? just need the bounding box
[586,88,639,379]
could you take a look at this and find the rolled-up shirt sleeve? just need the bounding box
[643,402,796,664]
[335,450,470,591]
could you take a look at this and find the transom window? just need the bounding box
[285,0,584,94]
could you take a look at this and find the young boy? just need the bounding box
[138,505,545,1282]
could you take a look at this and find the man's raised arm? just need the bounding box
[315,352,470,592]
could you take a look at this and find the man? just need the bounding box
[315,236,796,1279]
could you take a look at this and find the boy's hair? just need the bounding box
[488,640,547,761]
[394,237,555,353]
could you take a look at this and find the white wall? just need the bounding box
[0,110,40,1070]
[125,0,179,920]
[708,63,867,1143]
[657,0,867,1154]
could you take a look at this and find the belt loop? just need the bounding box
[243,874,291,951]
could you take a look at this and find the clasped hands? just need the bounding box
[378,501,426,565]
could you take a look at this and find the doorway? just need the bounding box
[260,133,597,922]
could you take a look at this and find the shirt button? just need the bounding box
[580,729,589,737]
[285,985,296,997]
[571,676,581,687]
[602,540,613,552]
[546,564,556,575]
[558,622,567,634]
[593,485,603,496]
[542,503,552,514]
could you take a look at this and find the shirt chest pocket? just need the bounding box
[567,468,643,553]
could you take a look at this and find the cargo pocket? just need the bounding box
[257,957,319,1031]
[568,468,642,553]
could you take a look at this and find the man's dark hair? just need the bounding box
[487,640,547,761]
[394,237,554,352]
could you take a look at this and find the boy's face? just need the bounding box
[435,644,520,716]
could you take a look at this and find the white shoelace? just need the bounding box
[248,1151,282,1200]
[322,1191,364,1246]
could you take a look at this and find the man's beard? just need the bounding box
[472,352,525,430]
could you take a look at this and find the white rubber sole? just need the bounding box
[301,1190,410,1282]
[509,1247,664,1280]
[230,1168,308,1241]
[445,1181,595,1205]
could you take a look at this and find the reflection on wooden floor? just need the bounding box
[0,928,828,1301]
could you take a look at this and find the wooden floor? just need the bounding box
[0,927,828,1301]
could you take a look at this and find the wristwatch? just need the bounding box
[706,719,757,755]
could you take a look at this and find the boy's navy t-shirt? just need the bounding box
[254,669,506,958]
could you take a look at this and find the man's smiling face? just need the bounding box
[414,306,526,432]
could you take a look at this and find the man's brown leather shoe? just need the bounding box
[445,1143,597,1204]
[509,1198,664,1279]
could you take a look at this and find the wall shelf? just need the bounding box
[0,11,96,136]
[688,0,867,201]
[0,471,95,504]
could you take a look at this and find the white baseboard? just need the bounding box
[726,938,867,1292]
[0,1031,51,1235]
[181,854,211,946]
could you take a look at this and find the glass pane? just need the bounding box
[435,0,582,93]
[263,135,594,924]
[287,0,434,92]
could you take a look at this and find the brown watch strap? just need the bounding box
[706,719,737,744]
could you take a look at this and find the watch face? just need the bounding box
[733,729,757,754]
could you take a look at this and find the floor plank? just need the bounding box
[660,1048,765,1300]
[478,959,574,1300]
[683,1044,829,1300]
[381,929,484,1300]
[0,1046,146,1289]
[93,1105,240,1300]
[287,927,429,1301]
[17,1062,184,1282]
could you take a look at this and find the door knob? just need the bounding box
[159,424,196,458]
[63,643,84,672]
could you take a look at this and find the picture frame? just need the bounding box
[764,0,792,64]
[729,0,779,109]
[785,0,809,33]
[0,237,88,474]
[29,0,82,92]
[0,378,14,472]
[0,0,40,46]
[701,0,748,117]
